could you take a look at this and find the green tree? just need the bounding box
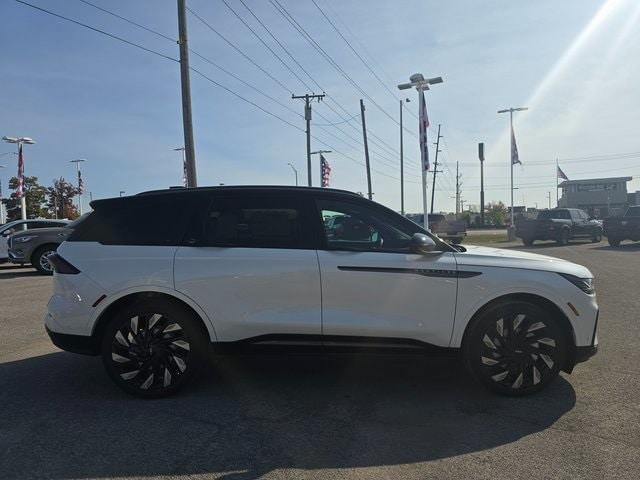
[46,177,79,219]
[486,201,508,226]
[4,176,48,220]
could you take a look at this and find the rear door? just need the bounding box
[174,192,322,342]
[314,196,459,347]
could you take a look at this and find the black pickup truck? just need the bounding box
[515,208,603,246]
[603,206,640,247]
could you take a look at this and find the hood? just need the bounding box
[454,245,592,278]
[8,226,72,239]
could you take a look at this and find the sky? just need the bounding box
[1,0,639,214]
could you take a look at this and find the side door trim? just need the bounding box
[337,265,481,278]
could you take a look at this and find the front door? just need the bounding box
[315,198,458,347]
[174,193,322,342]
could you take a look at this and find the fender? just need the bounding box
[89,284,218,341]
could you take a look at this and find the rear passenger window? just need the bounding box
[69,195,196,246]
[196,196,311,249]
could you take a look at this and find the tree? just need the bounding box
[3,176,48,220]
[46,178,79,219]
[486,201,508,226]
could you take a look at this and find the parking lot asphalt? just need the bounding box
[1,240,639,480]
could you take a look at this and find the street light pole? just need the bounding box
[398,74,443,231]
[70,159,86,215]
[497,107,527,239]
[2,136,35,220]
[287,163,298,186]
[119,191,125,197]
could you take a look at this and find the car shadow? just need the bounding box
[591,242,640,251]
[0,269,40,279]
[0,351,576,479]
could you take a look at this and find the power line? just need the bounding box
[14,0,178,62]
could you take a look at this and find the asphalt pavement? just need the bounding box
[1,240,639,479]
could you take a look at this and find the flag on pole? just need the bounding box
[511,126,521,165]
[320,154,331,187]
[77,169,84,194]
[16,144,24,198]
[419,89,430,171]
[557,165,569,180]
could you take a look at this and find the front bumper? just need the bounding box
[575,344,598,364]
[45,325,98,356]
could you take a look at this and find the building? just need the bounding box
[558,176,632,218]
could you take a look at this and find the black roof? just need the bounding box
[136,185,361,197]
[91,185,362,208]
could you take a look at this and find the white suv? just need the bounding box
[45,186,598,397]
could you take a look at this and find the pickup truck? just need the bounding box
[515,208,603,246]
[406,213,467,244]
[603,205,640,247]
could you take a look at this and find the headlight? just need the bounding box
[558,273,594,294]
[13,235,35,244]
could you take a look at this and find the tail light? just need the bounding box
[47,253,81,274]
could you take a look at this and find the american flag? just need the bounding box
[320,154,331,187]
[557,165,569,180]
[419,89,430,171]
[511,125,521,165]
[16,144,24,198]
[78,169,84,194]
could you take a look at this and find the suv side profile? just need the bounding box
[46,186,599,398]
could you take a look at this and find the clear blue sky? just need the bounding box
[1,0,639,213]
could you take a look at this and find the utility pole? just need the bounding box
[399,98,410,215]
[455,160,462,215]
[360,99,373,200]
[430,124,443,213]
[287,163,298,186]
[70,159,85,215]
[292,93,325,186]
[479,142,485,226]
[177,0,197,187]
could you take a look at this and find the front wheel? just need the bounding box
[556,229,569,246]
[101,298,210,398]
[522,237,534,246]
[591,231,602,243]
[462,301,566,396]
[608,237,621,247]
[32,245,58,275]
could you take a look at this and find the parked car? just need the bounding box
[515,208,603,246]
[603,205,640,247]
[45,186,598,398]
[7,217,82,274]
[1,219,70,264]
[407,213,467,244]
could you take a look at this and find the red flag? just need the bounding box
[419,89,430,171]
[16,144,24,198]
[557,165,568,180]
[320,154,331,187]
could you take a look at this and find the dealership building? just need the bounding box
[558,176,633,218]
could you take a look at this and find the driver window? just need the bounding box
[318,200,415,252]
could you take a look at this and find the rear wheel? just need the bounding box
[522,237,534,246]
[32,244,58,275]
[557,229,569,246]
[101,298,210,398]
[463,300,566,396]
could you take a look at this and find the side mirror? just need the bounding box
[410,233,436,254]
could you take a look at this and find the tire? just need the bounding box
[101,297,210,398]
[556,229,569,246]
[32,244,59,275]
[450,237,463,245]
[591,231,602,243]
[608,237,621,247]
[522,237,534,246]
[462,300,566,396]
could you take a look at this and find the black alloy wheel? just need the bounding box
[464,301,566,396]
[102,299,209,397]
